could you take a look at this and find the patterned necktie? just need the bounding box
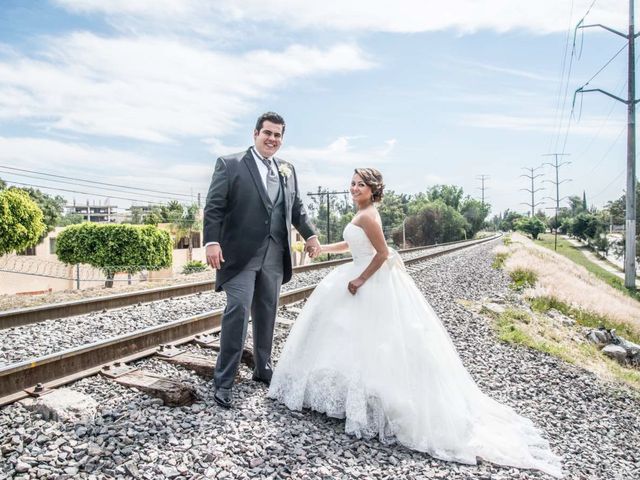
[259,155,276,178]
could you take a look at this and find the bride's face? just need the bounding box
[350,174,372,204]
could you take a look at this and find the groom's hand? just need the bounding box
[206,244,225,269]
[305,237,321,258]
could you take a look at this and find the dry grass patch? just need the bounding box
[503,233,640,339]
[481,306,640,390]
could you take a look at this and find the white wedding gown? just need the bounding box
[268,223,563,478]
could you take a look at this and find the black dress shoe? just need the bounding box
[252,374,271,387]
[213,390,232,409]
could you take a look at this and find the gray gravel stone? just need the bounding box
[1,239,639,480]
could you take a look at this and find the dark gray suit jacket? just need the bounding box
[203,148,316,291]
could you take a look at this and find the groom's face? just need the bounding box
[254,120,283,159]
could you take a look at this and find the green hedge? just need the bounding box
[56,223,172,279]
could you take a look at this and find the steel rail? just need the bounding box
[0,285,315,407]
[0,234,500,407]
[0,236,494,329]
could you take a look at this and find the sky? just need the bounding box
[0,0,633,218]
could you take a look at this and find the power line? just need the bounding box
[0,165,195,199]
[591,168,625,200]
[5,180,167,205]
[584,125,626,176]
[548,0,577,154]
[0,169,191,204]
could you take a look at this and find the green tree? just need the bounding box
[0,178,6,190]
[378,190,408,239]
[568,195,586,216]
[393,199,468,246]
[19,187,65,236]
[57,213,84,227]
[0,188,46,255]
[497,210,523,231]
[460,197,490,238]
[168,203,201,261]
[569,212,607,242]
[56,223,172,287]
[515,216,546,240]
[426,185,464,210]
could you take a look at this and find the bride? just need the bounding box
[268,168,563,478]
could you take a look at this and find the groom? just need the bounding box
[203,112,319,408]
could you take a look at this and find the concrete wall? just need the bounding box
[1,227,309,296]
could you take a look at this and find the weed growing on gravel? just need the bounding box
[492,246,509,269]
[509,268,537,291]
[530,296,640,345]
[485,306,640,389]
[503,235,512,246]
[495,309,534,345]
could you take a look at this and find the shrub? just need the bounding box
[0,188,46,255]
[515,216,546,240]
[509,268,537,291]
[56,223,172,287]
[182,260,207,274]
[492,252,508,269]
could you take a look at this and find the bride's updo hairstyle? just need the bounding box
[354,168,385,203]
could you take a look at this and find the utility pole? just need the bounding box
[575,0,638,288]
[307,189,349,259]
[520,166,545,217]
[476,175,490,206]
[542,154,571,252]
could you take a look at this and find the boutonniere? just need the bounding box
[278,163,292,180]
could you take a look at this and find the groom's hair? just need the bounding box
[354,168,385,203]
[255,112,286,134]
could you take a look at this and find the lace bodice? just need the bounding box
[343,223,376,262]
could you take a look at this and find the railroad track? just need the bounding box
[0,236,495,329]
[0,234,500,407]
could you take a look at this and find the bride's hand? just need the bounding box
[347,277,365,295]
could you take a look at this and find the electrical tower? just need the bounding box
[542,154,571,251]
[476,175,490,207]
[520,166,545,217]
[574,0,638,288]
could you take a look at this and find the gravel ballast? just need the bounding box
[1,239,638,479]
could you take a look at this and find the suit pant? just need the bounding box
[214,238,284,392]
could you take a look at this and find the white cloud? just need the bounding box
[0,137,207,204]
[55,0,627,34]
[0,33,374,143]
[277,136,398,194]
[283,136,396,167]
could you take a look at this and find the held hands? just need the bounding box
[205,244,225,270]
[347,277,365,295]
[305,237,321,258]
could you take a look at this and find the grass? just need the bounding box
[483,305,640,390]
[530,296,640,345]
[536,233,640,303]
[509,268,537,291]
[492,252,508,269]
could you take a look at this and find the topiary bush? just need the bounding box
[56,223,172,287]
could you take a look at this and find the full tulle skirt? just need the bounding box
[268,251,563,478]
